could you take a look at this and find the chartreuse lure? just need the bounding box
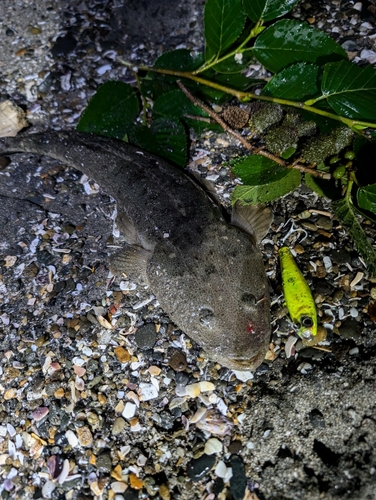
[279,246,317,341]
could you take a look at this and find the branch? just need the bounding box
[177,81,330,179]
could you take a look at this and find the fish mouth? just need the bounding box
[214,349,267,372]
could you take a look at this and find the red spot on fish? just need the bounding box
[246,322,255,334]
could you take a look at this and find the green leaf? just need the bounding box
[152,89,221,133]
[154,49,204,72]
[304,173,341,199]
[232,154,287,184]
[129,118,187,167]
[253,20,347,73]
[243,0,299,22]
[332,196,376,278]
[153,89,208,120]
[357,184,376,214]
[211,52,254,73]
[204,0,247,61]
[77,81,139,139]
[321,60,376,120]
[262,63,321,100]
[232,168,301,204]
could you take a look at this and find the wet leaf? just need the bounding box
[154,49,204,72]
[262,63,321,100]
[232,168,300,204]
[321,60,376,120]
[243,0,299,22]
[304,173,341,199]
[77,81,139,139]
[153,89,221,133]
[253,20,346,73]
[204,0,246,61]
[129,118,187,167]
[357,184,376,214]
[332,197,376,278]
[232,154,286,184]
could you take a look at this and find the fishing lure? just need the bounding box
[279,246,317,341]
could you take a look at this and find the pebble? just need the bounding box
[111,481,128,493]
[228,440,243,454]
[112,417,127,436]
[114,346,131,363]
[339,318,360,341]
[168,350,187,371]
[96,452,112,473]
[230,455,247,500]
[134,324,157,350]
[187,454,216,482]
[129,473,143,489]
[77,426,93,447]
[316,216,332,231]
[122,402,137,419]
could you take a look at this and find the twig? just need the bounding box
[177,80,256,153]
[177,81,331,179]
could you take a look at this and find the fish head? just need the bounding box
[187,234,271,372]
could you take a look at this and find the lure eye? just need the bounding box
[199,308,215,327]
[301,316,313,328]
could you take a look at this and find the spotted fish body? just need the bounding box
[0,131,272,370]
[279,246,317,341]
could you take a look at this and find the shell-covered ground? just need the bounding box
[0,0,375,499]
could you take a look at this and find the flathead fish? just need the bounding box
[0,131,272,370]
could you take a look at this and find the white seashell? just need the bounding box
[204,438,223,455]
[214,460,228,478]
[65,430,78,448]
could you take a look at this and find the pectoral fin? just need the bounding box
[109,244,152,284]
[231,201,272,244]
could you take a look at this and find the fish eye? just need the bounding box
[199,308,215,327]
[301,316,313,328]
[241,293,256,305]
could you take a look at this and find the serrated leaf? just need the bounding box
[153,89,208,120]
[253,20,346,73]
[129,118,187,167]
[332,196,376,278]
[212,52,254,73]
[232,154,286,184]
[243,0,299,22]
[304,173,341,199]
[154,49,204,72]
[152,89,221,133]
[262,63,321,100]
[357,184,376,214]
[232,168,301,204]
[204,0,247,61]
[321,60,376,120]
[77,81,139,139]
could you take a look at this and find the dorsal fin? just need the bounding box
[231,201,272,243]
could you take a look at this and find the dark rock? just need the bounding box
[175,372,189,386]
[339,318,361,341]
[96,452,112,473]
[51,33,77,57]
[168,350,187,372]
[186,454,216,482]
[228,440,243,454]
[330,248,351,265]
[230,455,247,500]
[134,324,157,350]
